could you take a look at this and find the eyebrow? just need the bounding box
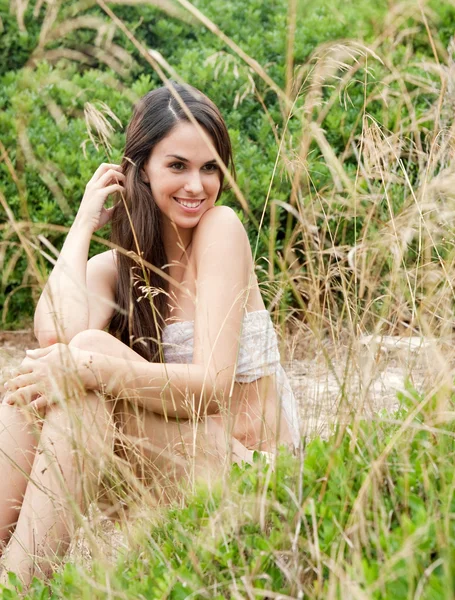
[165,154,217,165]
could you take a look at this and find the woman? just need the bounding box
[0,83,300,584]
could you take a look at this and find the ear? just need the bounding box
[140,168,150,184]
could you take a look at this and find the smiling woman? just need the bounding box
[142,122,222,243]
[0,82,300,586]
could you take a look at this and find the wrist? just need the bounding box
[72,213,95,234]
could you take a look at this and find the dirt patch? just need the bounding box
[0,330,38,373]
[284,333,442,439]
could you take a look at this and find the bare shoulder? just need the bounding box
[87,249,116,269]
[192,206,250,259]
[196,205,241,229]
[87,249,117,289]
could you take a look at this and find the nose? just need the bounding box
[183,170,204,196]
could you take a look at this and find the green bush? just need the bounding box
[1,0,454,327]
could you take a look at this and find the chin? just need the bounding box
[170,215,203,228]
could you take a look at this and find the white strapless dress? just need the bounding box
[161,310,301,449]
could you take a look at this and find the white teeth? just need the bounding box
[175,198,202,208]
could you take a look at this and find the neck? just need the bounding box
[162,219,193,265]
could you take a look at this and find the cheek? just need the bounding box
[210,177,222,197]
[150,174,174,197]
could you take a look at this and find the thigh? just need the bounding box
[115,402,252,504]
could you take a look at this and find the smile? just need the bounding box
[173,197,205,209]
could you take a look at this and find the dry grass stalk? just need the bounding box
[2,0,455,592]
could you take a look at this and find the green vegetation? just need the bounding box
[2,388,455,598]
[2,0,455,596]
[2,0,455,332]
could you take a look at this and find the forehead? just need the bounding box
[151,122,216,162]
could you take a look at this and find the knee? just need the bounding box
[69,329,113,353]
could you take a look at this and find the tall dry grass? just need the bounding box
[1,0,455,595]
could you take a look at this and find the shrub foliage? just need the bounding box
[1,0,455,332]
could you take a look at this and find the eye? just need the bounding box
[169,162,185,171]
[202,164,219,172]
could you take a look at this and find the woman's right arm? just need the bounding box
[33,163,124,347]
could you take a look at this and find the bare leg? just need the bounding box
[0,329,255,584]
[117,403,255,505]
[0,405,41,551]
[1,390,114,585]
[66,330,255,499]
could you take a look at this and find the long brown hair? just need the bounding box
[108,83,235,362]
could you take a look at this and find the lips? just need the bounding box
[173,197,205,211]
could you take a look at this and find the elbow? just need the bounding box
[34,331,59,348]
[33,316,59,348]
[33,324,54,348]
[33,324,66,348]
[34,321,77,347]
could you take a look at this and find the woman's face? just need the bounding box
[142,121,222,230]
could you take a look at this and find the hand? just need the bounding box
[2,344,86,412]
[77,163,125,232]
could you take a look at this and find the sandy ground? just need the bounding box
[0,328,436,429]
[284,334,437,439]
[0,328,442,570]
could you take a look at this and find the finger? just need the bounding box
[100,163,122,171]
[96,204,119,230]
[6,361,34,380]
[4,369,18,382]
[30,395,52,414]
[28,344,71,363]
[97,169,126,189]
[102,184,124,197]
[26,345,59,359]
[4,373,37,392]
[103,203,119,216]
[92,163,122,181]
[16,357,38,374]
[101,202,120,217]
[6,386,39,405]
[4,384,41,406]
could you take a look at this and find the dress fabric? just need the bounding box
[161,309,301,449]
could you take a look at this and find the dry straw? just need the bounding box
[1,0,455,593]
